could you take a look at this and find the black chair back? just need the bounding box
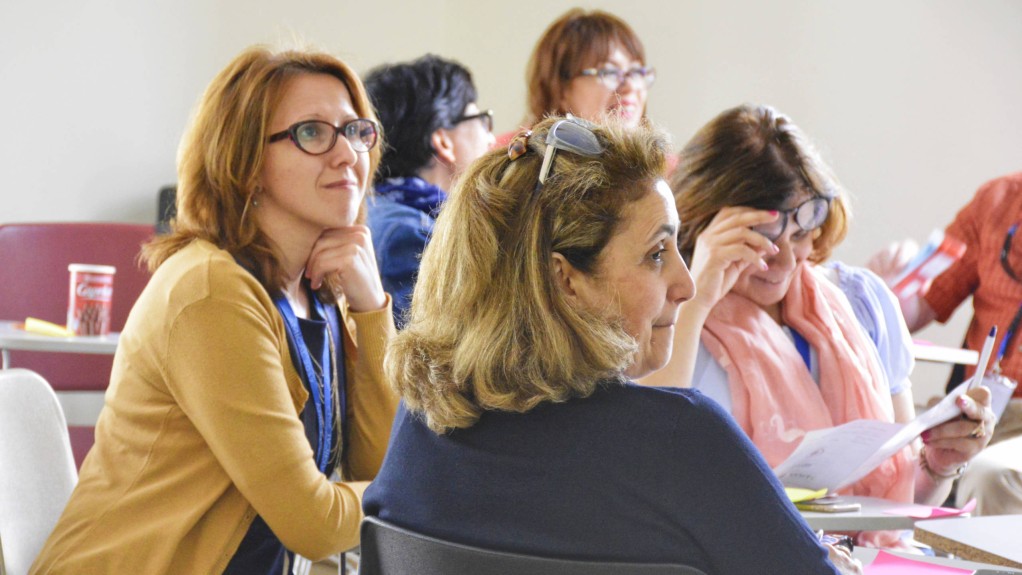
[358,516,709,575]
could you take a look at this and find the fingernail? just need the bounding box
[768,210,779,216]
[957,397,968,409]
[921,430,931,443]
[761,261,769,271]
[772,243,780,253]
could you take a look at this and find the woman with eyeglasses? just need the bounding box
[363,116,860,574]
[32,46,398,574]
[641,104,994,549]
[364,54,495,328]
[495,8,655,147]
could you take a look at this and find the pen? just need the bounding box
[970,325,997,390]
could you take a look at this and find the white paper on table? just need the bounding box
[773,381,971,491]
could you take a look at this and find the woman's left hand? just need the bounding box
[306,225,387,312]
[921,386,996,474]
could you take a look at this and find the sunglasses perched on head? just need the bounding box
[538,117,605,185]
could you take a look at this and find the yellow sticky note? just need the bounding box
[24,317,75,337]
[785,487,828,503]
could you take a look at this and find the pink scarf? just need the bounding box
[702,265,914,544]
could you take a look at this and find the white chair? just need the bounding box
[0,369,78,575]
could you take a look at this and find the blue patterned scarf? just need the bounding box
[374,177,447,217]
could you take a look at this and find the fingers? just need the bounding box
[306,226,387,312]
[825,544,862,575]
[920,389,997,472]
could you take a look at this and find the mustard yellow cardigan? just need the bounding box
[32,240,398,574]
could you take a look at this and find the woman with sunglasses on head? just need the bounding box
[364,54,495,328]
[494,8,655,147]
[641,104,994,549]
[32,46,398,574]
[363,116,860,574]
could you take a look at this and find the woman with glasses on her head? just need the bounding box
[495,8,655,147]
[641,104,994,549]
[364,54,495,328]
[363,116,860,574]
[32,46,398,574]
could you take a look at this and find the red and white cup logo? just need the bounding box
[67,264,116,336]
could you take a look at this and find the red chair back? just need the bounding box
[0,222,154,467]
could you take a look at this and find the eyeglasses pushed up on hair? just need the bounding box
[538,117,605,185]
[578,66,656,91]
[268,118,380,155]
[750,196,831,242]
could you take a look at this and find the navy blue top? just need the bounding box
[224,291,345,574]
[367,177,445,329]
[363,383,838,575]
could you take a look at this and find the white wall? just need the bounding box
[3,0,1020,397]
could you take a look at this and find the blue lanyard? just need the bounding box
[274,291,334,473]
[996,302,1022,366]
[790,328,812,372]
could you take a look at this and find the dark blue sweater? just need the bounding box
[363,383,839,575]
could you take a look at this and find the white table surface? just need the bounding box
[914,515,1022,569]
[0,320,119,368]
[912,341,980,365]
[799,496,945,532]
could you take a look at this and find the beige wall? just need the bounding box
[2,0,1020,396]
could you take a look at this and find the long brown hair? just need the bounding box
[672,104,849,263]
[143,46,381,293]
[386,117,670,434]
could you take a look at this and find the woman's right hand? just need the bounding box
[688,206,779,311]
[826,543,863,575]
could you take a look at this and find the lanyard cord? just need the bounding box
[995,301,1022,369]
[274,292,335,473]
[790,328,813,372]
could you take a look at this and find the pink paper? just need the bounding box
[864,550,974,574]
[883,498,977,519]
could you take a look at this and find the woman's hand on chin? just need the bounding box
[306,225,387,312]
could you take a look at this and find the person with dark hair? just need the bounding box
[643,104,993,550]
[364,54,493,327]
[363,116,859,574]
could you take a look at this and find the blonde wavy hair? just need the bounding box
[387,117,670,433]
[143,46,381,294]
[672,104,850,263]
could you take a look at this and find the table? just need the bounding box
[0,320,119,369]
[855,547,1022,572]
[912,341,979,365]
[799,496,925,531]
[914,515,1022,569]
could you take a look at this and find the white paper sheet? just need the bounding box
[773,382,972,491]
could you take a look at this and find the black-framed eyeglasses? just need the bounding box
[453,109,494,133]
[267,118,379,155]
[578,66,656,91]
[538,117,605,185]
[1001,223,1022,283]
[751,196,832,242]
